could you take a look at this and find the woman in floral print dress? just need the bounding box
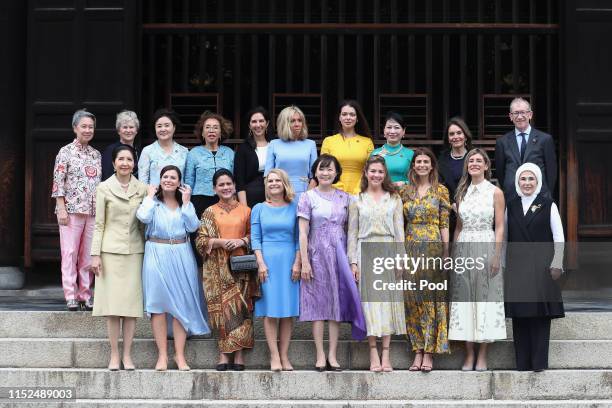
[400,147,451,372]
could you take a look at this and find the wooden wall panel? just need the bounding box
[25,1,141,267]
[564,1,612,241]
[0,0,26,265]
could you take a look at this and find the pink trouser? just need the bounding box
[59,214,95,301]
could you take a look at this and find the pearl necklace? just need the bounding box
[450,149,466,160]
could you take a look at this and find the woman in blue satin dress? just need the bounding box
[137,165,210,371]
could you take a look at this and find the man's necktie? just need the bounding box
[519,132,527,162]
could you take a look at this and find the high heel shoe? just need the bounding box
[174,357,191,371]
[420,353,433,373]
[122,359,135,371]
[409,350,423,372]
[326,359,342,372]
[155,356,168,371]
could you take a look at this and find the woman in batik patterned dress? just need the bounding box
[196,169,260,372]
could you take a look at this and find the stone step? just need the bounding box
[2,338,612,370]
[11,399,612,407]
[1,311,610,340]
[1,368,611,400]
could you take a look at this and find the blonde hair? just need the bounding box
[276,106,308,141]
[115,110,140,131]
[265,168,295,203]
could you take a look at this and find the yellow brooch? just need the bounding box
[530,203,542,213]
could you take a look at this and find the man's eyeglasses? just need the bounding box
[510,110,531,117]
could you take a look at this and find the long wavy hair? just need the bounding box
[359,155,397,196]
[335,99,372,138]
[404,147,440,200]
[454,148,493,205]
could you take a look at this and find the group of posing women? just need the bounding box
[52,100,564,373]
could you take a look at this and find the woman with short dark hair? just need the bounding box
[138,108,188,185]
[371,112,414,187]
[196,169,258,371]
[298,154,366,371]
[91,144,147,370]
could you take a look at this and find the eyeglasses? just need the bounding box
[510,110,531,117]
[204,125,220,131]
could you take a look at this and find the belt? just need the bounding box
[148,236,188,245]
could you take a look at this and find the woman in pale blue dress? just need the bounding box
[265,105,317,199]
[137,165,210,371]
[252,168,301,371]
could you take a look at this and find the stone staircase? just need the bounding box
[1,311,612,407]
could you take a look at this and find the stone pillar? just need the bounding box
[0,0,26,287]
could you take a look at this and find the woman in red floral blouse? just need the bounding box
[51,109,102,311]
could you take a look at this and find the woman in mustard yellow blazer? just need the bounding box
[91,145,147,371]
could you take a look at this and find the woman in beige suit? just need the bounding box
[91,145,147,371]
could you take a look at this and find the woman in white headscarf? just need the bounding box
[504,162,565,372]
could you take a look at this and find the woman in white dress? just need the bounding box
[448,148,506,371]
[348,155,406,372]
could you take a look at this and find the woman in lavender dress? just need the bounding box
[298,154,366,371]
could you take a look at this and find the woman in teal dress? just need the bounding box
[371,112,414,187]
[252,168,301,371]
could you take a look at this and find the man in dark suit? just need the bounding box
[495,98,557,201]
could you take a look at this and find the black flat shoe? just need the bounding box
[216,363,229,371]
[231,364,245,371]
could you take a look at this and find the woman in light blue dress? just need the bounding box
[265,105,317,199]
[252,168,301,371]
[136,165,210,371]
[138,109,188,185]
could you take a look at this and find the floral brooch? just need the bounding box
[530,203,542,213]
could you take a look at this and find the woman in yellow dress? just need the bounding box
[320,100,374,195]
[400,147,451,372]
